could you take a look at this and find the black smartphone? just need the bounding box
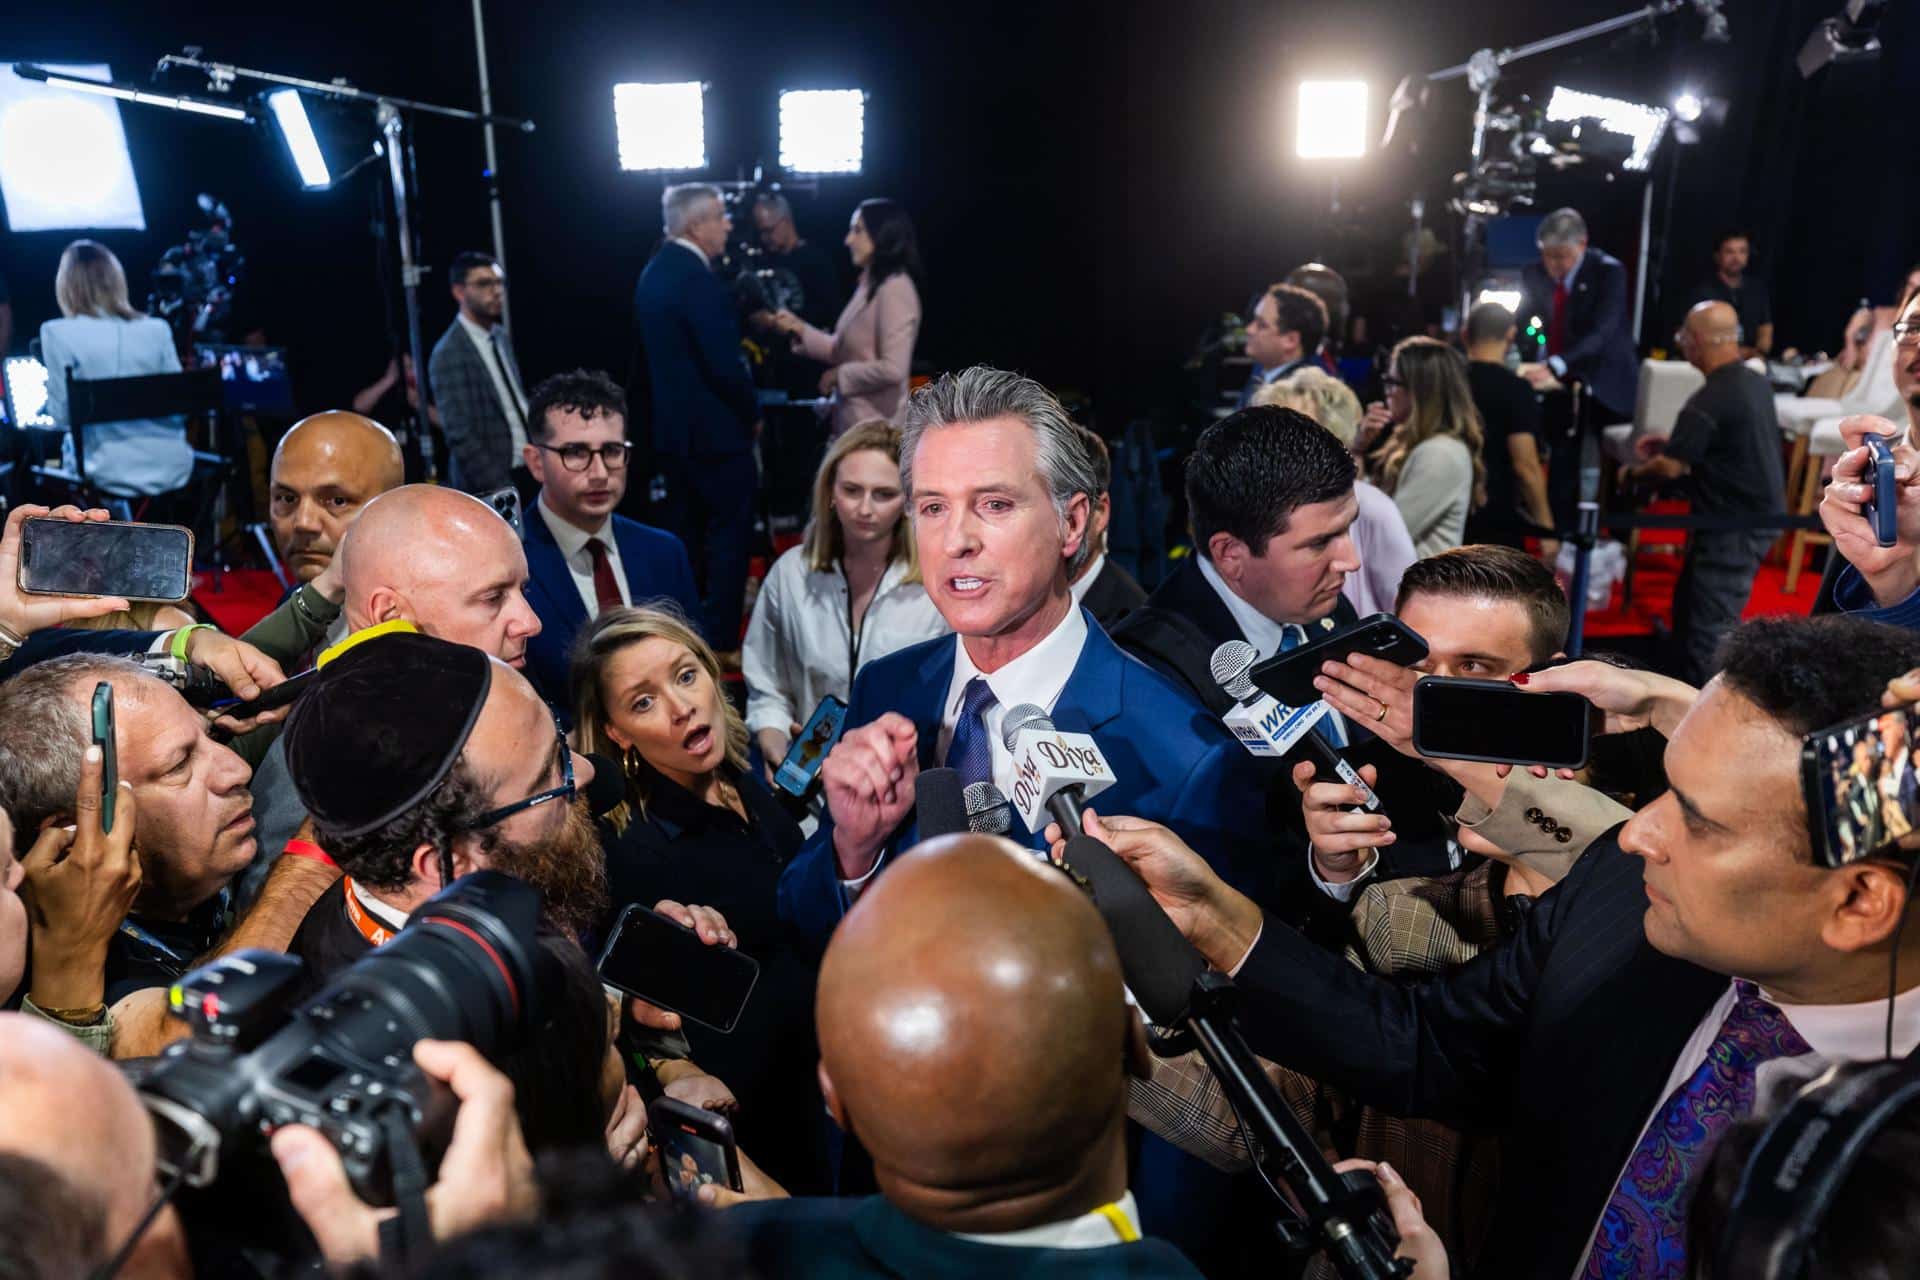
[648,1095,741,1201]
[208,668,319,719]
[595,904,760,1033]
[1800,704,1920,868]
[19,519,193,603]
[1863,433,1899,549]
[1411,676,1596,770]
[773,694,849,797]
[91,681,117,835]
[1249,614,1430,709]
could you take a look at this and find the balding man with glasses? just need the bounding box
[519,369,699,711]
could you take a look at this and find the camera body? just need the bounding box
[149,194,245,346]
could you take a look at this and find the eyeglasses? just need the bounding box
[463,276,505,291]
[532,441,632,472]
[1894,321,1920,346]
[472,715,577,829]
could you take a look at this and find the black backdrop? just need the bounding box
[3,0,1914,432]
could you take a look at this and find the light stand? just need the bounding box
[156,51,536,481]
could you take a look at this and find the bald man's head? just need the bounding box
[270,411,405,582]
[0,1013,190,1277]
[1681,300,1742,374]
[339,485,542,668]
[817,835,1146,1232]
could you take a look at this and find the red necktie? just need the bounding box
[1548,281,1569,358]
[585,538,623,614]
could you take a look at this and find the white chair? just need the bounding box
[1778,329,1901,437]
[1603,358,1704,466]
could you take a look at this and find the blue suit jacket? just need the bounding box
[776,613,1270,951]
[632,242,759,458]
[521,509,701,710]
[1520,247,1638,417]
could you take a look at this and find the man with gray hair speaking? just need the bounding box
[1516,206,1637,420]
[634,182,760,648]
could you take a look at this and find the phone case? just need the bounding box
[1249,614,1430,708]
[17,518,196,603]
[773,696,849,797]
[1866,435,1898,549]
[1411,677,1593,770]
[648,1095,743,1195]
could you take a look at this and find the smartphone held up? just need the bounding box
[18,518,193,603]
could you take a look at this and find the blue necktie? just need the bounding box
[947,677,998,789]
[1280,625,1348,749]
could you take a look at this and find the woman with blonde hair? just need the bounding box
[741,420,946,775]
[38,240,195,498]
[570,603,830,1192]
[1255,370,1416,615]
[1368,336,1488,557]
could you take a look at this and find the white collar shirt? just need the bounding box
[952,1192,1143,1250]
[537,494,627,618]
[456,311,529,457]
[670,236,711,269]
[936,602,1089,801]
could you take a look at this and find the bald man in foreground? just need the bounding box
[268,411,404,585]
[725,835,1202,1278]
[0,1013,192,1277]
[1622,299,1784,679]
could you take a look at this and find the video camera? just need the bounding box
[132,871,552,1207]
[149,194,245,346]
[716,184,809,319]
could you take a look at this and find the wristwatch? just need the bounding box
[0,620,25,666]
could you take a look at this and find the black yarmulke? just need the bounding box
[283,627,493,838]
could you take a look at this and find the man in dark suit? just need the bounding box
[1068,427,1146,628]
[428,252,532,499]
[731,836,1211,1278]
[1086,615,1920,1280]
[633,184,761,649]
[516,369,699,711]
[1235,283,1325,409]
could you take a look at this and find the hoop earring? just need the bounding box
[623,746,642,779]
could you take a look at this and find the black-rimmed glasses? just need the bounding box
[472,716,576,829]
[531,441,632,472]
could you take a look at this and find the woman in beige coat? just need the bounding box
[772,198,923,438]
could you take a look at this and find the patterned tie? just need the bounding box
[1549,280,1570,358]
[946,677,998,790]
[585,538,624,615]
[1580,981,1811,1279]
[1281,625,1348,750]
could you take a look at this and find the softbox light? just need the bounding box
[0,62,145,231]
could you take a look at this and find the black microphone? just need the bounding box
[1059,834,1206,1028]
[914,766,969,839]
[583,753,626,818]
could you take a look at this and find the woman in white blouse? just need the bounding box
[742,421,947,774]
[1370,336,1488,559]
[770,198,923,438]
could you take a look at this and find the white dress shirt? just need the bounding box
[352,878,410,931]
[1568,978,1920,1277]
[457,312,530,458]
[670,236,711,269]
[952,1192,1142,1249]
[741,545,949,738]
[536,495,628,618]
[1545,254,1584,380]
[1069,553,1108,610]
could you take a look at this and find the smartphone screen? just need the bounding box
[19,519,192,602]
[1412,677,1594,770]
[773,695,849,797]
[648,1097,741,1200]
[1802,705,1920,867]
[595,905,759,1033]
[91,682,117,835]
[1249,615,1430,709]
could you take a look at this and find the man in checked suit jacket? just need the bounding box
[429,252,533,498]
[1090,615,1920,1279]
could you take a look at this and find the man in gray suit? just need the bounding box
[429,251,532,498]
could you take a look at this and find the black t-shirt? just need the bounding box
[1687,276,1772,347]
[287,878,377,997]
[1662,362,1785,516]
[1465,360,1544,544]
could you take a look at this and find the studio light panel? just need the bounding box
[779,89,864,175]
[1296,81,1367,160]
[614,81,706,172]
[1546,86,1670,172]
[0,62,145,231]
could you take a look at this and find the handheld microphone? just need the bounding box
[1060,834,1207,1028]
[1209,642,1380,812]
[914,767,969,840]
[1000,704,1117,838]
[963,781,1013,835]
[583,754,627,818]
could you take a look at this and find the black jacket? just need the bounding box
[1234,831,1726,1278]
[1076,557,1148,630]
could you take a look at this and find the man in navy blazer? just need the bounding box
[633,184,760,647]
[517,370,699,711]
[777,367,1268,950]
[1516,206,1638,419]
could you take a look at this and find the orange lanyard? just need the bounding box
[341,877,398,948]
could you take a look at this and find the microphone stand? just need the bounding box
[1176,973,1412,1279]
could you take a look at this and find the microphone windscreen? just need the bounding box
[915,767,969,839]
[1209,640,1259,703]
[1062,834,1205,1027]
[963,781,1012,835]
[1000,703,1053,752]
[584,754,627,818]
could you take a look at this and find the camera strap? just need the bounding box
[375,1105,434,1269]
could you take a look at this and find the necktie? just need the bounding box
[1580,981,1811,1279]
[1548,281,1570,358]
[946,677,998,790]
[585,539,624,614]
[489,328,528,426]
[1281,625,1348,749]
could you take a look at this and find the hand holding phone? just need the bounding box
[0,506,146,639]
[1249,615,1428,710]
[1863,433,1900,549]
[597,903,759,1033]
[773,695,849,797]
[91,682,117,835]
[648,1096,742,1202]
[1802,703,1920,867]
[1412,676,1596,770]
[18,515,193,603]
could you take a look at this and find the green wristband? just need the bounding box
[169,623,215,662]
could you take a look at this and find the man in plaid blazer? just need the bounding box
[429,251,532,497]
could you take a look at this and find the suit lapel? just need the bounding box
[911,637,957,771]
[522,509,587,629]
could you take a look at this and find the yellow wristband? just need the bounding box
[169,623,214,662]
